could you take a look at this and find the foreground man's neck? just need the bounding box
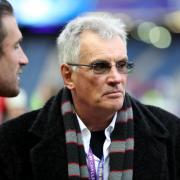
[77,112,115,131]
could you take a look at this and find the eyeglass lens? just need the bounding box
[91,60,132,74]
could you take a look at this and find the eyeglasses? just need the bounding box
[67,60,134,74]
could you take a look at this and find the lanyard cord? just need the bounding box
[87,148,104,180]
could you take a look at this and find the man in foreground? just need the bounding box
[0,12,179,180]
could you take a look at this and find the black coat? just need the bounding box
[0,90,180,180]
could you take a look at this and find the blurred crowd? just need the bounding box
[0,89,28,123]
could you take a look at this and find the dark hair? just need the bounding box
[0,0,14,55]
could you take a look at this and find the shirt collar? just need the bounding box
[76,112,117,134]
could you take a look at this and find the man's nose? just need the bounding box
[106,64,125,85]
[20,48,29,65]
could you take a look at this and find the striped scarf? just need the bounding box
[61,88,134,179]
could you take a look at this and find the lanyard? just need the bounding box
[87,148,104,180]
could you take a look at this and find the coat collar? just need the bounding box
[29,91,63,138]
[130,94,169,139]
[29,91,69,179]
[130,95,170,179]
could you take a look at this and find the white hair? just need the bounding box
[57,12,127,64]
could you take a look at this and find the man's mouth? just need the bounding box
[17,70,22,81]
[103,90,124,98]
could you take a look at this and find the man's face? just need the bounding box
[68,31,128,114]
[0,15,28,97]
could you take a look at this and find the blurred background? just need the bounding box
[1,0,180,122]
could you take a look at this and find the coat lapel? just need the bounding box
[29,93,69,180]
[132,100,170,180]
[30,132,68,180]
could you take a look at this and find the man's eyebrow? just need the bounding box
[114,58,128,62]
[91,57,129,62]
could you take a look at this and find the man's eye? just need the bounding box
[93,62,108,70]
[92,61,108,66]
[95,62,107,67]
[14,43,20,49]
[117,61,127,68]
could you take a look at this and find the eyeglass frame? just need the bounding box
[67,59,134,74]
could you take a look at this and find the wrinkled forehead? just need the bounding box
[2,15,17,31]
[79,31,127,62]
[2,15,22,39]
[0,15,13,54]
[0,15,23,55]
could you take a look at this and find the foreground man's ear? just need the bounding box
[61,64,75,90]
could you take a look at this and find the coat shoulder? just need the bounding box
[0,110,41,179]
[0,110,40,145]
[130,95,180,135]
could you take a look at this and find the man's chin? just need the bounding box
[6,87,20,97]
[101,101,123,112]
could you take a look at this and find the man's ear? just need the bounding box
[61,64,75,90]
